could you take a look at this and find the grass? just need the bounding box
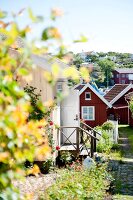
[118,125,133,153]
[113,194,133,200]
[110,125,133,200]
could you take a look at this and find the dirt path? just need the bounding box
[13,173,58,200]
[110,126,133,200]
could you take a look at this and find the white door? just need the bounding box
[60,90,79,143]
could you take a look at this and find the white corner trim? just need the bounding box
[110,84,133,105]
[79,83,112,108]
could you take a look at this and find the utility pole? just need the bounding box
[107,70,109,88]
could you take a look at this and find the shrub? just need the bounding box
[41,164,112,200]
[129,99,133,117]
[97,131,113,153]
[111,143,120,150]
[56,151,74,167]
[42,158,53,174]
[102,121,114,131]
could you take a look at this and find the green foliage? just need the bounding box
[0,6,89,199]
[73,54,84,69]
[97,122,114,153]
[98,59,115,87]
[111,143,120,150]
[97,128,113,153]
[24,85,45,120]
[42,158,53,174]
[74,34,88,43]
[60,151,72,165]
[42,164,111,200]
[129,99,133,116]
[0,71,50,198]
[102,121,114,131]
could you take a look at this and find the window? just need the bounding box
[116,74,119,78]
[57,82,63,92]
[85,92,91,100]
[82,106,95,120]
[126,74,129,78]
[121,80,125,84]
[122,74,125,78]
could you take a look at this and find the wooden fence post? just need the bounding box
[91,137,94,157]
[76,127,79,157]
[93,131,96,152]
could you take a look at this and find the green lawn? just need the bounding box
[118,125,133,153]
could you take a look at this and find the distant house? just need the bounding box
[125,92,133,127]
[74,83,112,127]
[104,84,133,124]
[112,68,133,84]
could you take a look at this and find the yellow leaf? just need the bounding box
[79,66,90,82]
[28,8,36,22]
[27,164,40,176]
[0,152,10,162]
[52,63,60,78]
[63,66,79,80]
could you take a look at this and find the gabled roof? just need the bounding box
[114,68,133,73]
[104,84,133,105]
[31,54,68,73]
[74,83,112,108]
[74,84,85,91]
[9,47,69,79]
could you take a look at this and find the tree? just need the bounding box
[0,7,89,199]
[129,99,133,116]
[98,59,115,87]
[73,53,84,69]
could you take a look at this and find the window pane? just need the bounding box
[83,107,87,113]
[82,106,94,120]
[85,92,91,99]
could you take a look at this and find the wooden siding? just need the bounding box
[107,88,133,124]
[80,88,107,127]
[112,71,133,84]
[18,66,54,101]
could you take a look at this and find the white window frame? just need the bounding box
[82,106,95,121]
[121,80,125,84]
[126,74,129,78]
[85,92,91,100]
[122,74,125,78]
[116,74,119,78]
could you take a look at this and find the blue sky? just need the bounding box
[1,0,133,53]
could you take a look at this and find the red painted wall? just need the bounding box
[80,88,108,127]
[107,88,133,124]
[112,71,133,84]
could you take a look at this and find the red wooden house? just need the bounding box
[74,83,112,127]
[125,92,133,127]
[104,84,133,124]
[112,68,133,84]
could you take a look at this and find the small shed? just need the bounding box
[74,83,112,127]
[104,84,133,124]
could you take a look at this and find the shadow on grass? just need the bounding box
[108,125,133,198]
[109,159,133,194]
